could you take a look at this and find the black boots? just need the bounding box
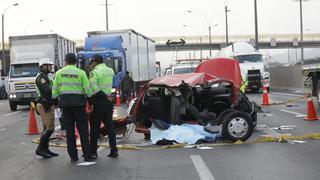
[44,130,59,157]
[36,131,51,158]
[107,149,119,158]
[35,130,58,158]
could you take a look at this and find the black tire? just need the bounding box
[9,101,17,111]
[222,110,253,142]
[216,109,234,125]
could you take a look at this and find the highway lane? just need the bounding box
[0,91,319,180]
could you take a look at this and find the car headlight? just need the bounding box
[112,88,116,93]
[13,94,16,98]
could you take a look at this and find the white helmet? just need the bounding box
[39,58,54,67]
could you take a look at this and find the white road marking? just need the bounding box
[4,110,22,117]
[279,109,306,118]
[0,128,6,131]
[271,92,305,97]
[190,155,215,180]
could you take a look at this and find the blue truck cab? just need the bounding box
[77,36,125,88]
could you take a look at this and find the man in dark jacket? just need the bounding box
[120,71,134,103]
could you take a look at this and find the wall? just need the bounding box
[266,65,306,92]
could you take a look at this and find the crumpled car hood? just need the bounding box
[149,72,227,87]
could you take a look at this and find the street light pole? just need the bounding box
[225,6,230,45]
[2,3,19,76]
[299,0,304,65]
[209,26,212,56]
[105,0,109,31]
[254,0,259,49]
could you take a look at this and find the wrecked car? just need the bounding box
[128,58,260,142]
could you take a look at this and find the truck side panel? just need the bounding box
[148,40,157,79]
[138,35,148,81]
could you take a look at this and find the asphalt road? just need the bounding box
[0,92,320,180]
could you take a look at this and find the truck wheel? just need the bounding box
[222,110,253,142]
[9,101,17,111]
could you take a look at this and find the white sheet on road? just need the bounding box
[150,124,219,145]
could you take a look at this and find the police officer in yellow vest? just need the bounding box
[52,53,94,162]
[89,54,118,158]
[35,58,58,158]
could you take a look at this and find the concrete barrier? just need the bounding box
[266,65,306,92]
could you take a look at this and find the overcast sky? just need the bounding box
[1,0,319,39]
[1,0,320,67]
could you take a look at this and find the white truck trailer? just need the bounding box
[8,34,76,111]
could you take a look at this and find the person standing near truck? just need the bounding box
[89,54,119,158]
[52,53,94,162]
[120,71,134,104]
[35,58,58,158]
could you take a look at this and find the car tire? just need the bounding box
[9,101,17,111]
[222,110,253,142]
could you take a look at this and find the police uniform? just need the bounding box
[52,64,93,161]
[89,60,118,157]
[35,58,58,158]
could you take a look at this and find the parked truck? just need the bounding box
[8,34,76,111]
[77,29,157,90]
[217,42,270,92]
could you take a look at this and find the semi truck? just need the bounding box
[8,34,76,111]
[217,42,270,92]
[77,29,157,90]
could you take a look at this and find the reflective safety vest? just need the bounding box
[52,65,92,107]
[90,63,114,95]
[240,77,247,93]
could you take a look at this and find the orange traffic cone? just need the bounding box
[304,97,319,121]
[262,85,270,106]
[26,107,40,135]
[115,90,121,107]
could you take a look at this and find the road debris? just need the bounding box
[77,162,96,166]
[271,125,296,131]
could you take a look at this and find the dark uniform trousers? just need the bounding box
[90,100,117,154]
[62,107,91,159]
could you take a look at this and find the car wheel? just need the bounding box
[9,101,17,111]
[222,110,253,142]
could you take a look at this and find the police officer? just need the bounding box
[52,53,94,162]
[89,54,118,158]
[35,58,58,158]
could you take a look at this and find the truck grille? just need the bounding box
[14,82,36,90]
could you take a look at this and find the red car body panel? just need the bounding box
[194,58,242,88]
[149,72,218,87]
